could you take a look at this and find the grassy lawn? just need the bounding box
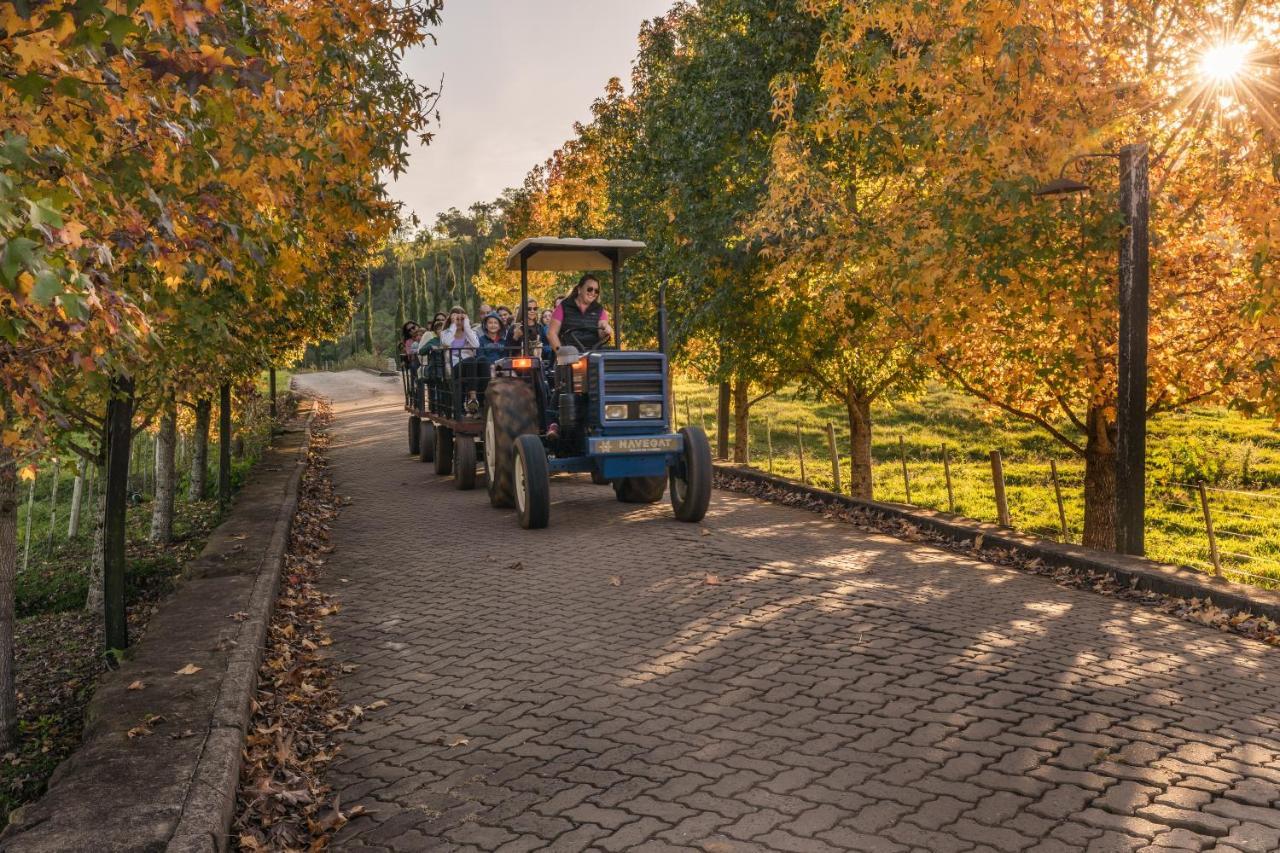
[674,378,1280,586]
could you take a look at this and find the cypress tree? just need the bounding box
[363,272,374,354]
[395,265,406,333]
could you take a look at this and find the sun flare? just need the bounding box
[1198,41,1250,82]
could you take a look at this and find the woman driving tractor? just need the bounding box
[547,274,614,352]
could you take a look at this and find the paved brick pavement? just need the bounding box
[296,372,1280,853]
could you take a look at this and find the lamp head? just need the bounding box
[1032,176,1092,197]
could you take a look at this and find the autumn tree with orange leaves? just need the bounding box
[0,0,440,747]
[760,0,1280,548]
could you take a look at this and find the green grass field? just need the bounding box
[674,378,1280,587]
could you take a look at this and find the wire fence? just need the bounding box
[673,385,1280,589]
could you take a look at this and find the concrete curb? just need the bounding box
[1,408,316,853]
[714,462,1280,623]
[167,409,313,853]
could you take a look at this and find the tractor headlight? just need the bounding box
[604,404,628,420]
[638,403,662,419]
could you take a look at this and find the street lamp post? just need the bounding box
[1033,143,1150,556]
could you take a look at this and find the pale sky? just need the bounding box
[390,0,675,228]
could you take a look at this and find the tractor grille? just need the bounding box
[605,378,662,396]
[604,357,663,375]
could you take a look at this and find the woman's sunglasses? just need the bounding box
[584,286,599,294]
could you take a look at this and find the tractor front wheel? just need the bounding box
[408,415,420,456]
[484,379,539,509]
[418,420,435,463]
[614,476,666,504]
[433,425,454,476]
[670,426,712,522]
[514,434,550,529]
[454,435,477,490]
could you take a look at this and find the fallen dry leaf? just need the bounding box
[229,611,249,622]
[699,527,711,536]
[175,663,202,676]
[704,573,721,585]
[609,576,622,587]
[445,735,469,748]
[367,699,389,711]
[505,561,524,571]
[127,680,145,691]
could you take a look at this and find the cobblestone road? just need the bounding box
[296,372,1280,853]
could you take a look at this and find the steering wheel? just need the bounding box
[563,327,601,352]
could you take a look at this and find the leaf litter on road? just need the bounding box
[233,405,367,850]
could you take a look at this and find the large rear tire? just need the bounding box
[614,476,666,504]
[670,426,712,522]
[454,435,477,490]
[514,434,550,529]
[433,425,454,476]
[418,420,435,463]
[408,415,420,456]
[484,379,539,509]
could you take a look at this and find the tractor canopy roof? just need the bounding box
[504,237,645,272]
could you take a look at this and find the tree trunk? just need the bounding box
[68,457,87,539]
[190,398,210,501]
[150,402,177,543]
[732,381,750,464]
[716,382,730,461]
[47,461,62,555]
[845,390,874,500]
[1082,404,1118,551]
[103,375,135,650]
[85,480,105,613]
[20,474,35,573]
[218,383,232,509]
[0,447,19,748]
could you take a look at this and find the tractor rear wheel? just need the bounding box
[613,476,666,504]
[408,415,420,455]
[454,435,477,490]
[484,379,539,509]
[670,426,712,522]
[514,434,550,529]
[418,420,435,463]
[433,425,453,475]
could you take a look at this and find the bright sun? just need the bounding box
[1198,42,1250,82]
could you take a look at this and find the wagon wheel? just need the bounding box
[453,435,477,490]
[418,419,435,463]
[408,415,420,456]
[433,425,453,476]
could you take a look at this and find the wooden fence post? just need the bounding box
[826,422,841,493]
[1049,459,1068,540]
[990,450,1011,527]
[941,444,955,513]
[898,436,912,504]
[766,416,774,474]
[1197,482,1222,575]
[269,366,278,419]
[796,424,807,484]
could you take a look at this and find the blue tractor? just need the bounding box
[483,237,712,529]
